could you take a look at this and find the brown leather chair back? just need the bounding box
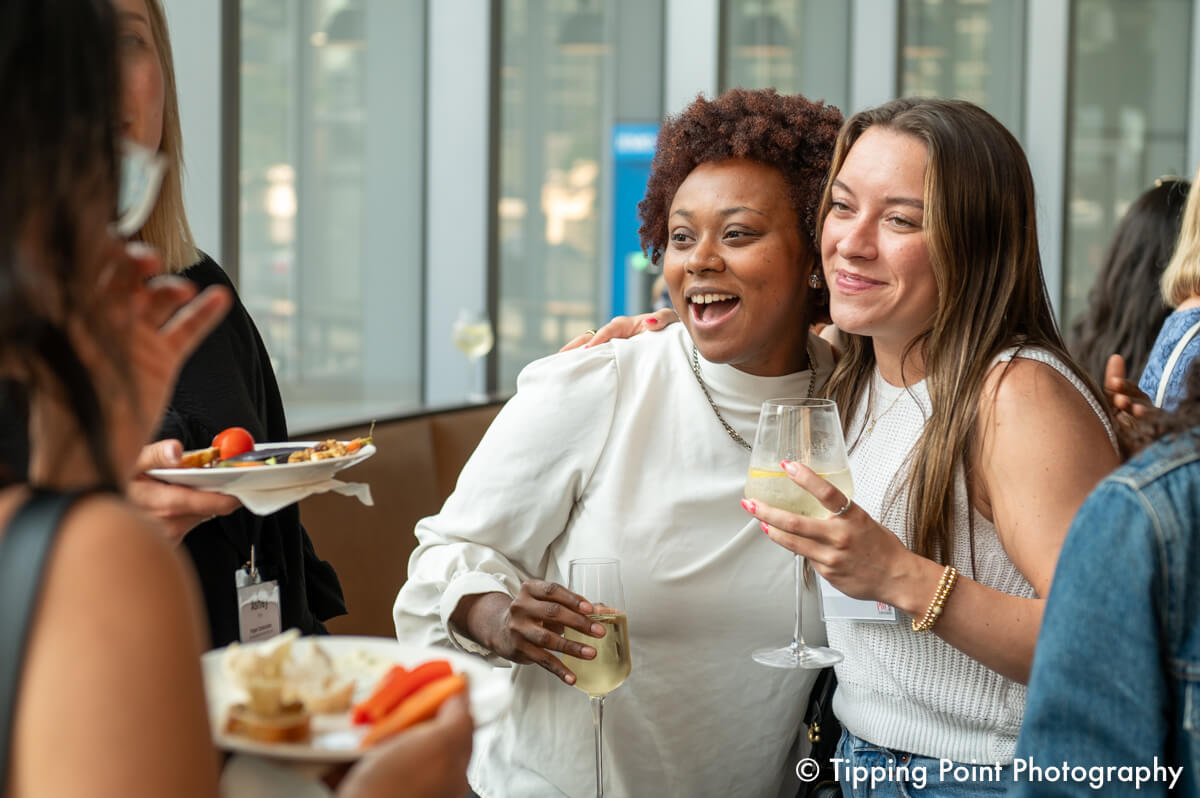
[298,403,503,637]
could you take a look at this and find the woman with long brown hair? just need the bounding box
[740,98,1121,793]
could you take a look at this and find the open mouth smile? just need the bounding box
[687,291,741,328]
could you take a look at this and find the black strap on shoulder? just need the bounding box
[0,489,101,791]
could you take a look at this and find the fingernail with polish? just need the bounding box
[761,521,770,534]
[646,317,658,326]
[741,498,756,513]
[781,460,797,474]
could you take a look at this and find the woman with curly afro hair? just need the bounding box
[396,88,843,798]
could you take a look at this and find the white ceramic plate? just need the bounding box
[202,635,511,763]
[147,442,375,491]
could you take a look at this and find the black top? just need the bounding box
[0,255,346,647]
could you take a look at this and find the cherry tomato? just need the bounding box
[212,426,255,460]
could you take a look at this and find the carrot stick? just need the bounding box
[361,673,467,747]
[353,660,452,725]
[351,664,407,725]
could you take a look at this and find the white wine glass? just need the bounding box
[746,398,851,669]
[562,558,631,798]
[451,308,494,401]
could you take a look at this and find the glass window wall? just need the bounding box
[496,0,664,392]
[900,0,1026,138]
[720,0,851,112]
[240,0,424,430]
[1063,0,1192,324]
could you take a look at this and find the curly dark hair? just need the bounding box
[637,88,843,267]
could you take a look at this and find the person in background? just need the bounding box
[1012,368,1200,797]
[0,0,347,648]
[1137,165,1200,411]
[1,1,472,796]
[1069,177,1189,388]
[396,88,842,798]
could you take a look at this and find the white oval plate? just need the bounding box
[202,635,512,763]
[148,442,375,491]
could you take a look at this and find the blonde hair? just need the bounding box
[139,0,198,273]
[818,99,1111,565]
[1161,163,1200,307]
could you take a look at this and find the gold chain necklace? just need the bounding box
[689,341,817,452]
[860,382,906,440]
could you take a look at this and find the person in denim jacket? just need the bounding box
[1013,369,1200,796]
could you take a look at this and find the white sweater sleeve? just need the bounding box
[393,346,619,661]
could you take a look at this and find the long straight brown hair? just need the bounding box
[817,98,1113,565]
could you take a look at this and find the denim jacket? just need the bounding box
[1012,430,1200,796]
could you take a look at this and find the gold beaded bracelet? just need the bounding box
[911,565,959,632]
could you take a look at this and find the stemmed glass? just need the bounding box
[451,308,494,401]
[562,558,631,798]
[746,398,851,668]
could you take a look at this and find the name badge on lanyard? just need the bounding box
[235,545,282,642]
[818,574,898,623]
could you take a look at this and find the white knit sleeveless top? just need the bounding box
[827,346,1117,764]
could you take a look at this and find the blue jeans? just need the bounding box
[835,729,1013,797]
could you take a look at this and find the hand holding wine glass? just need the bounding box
[561,558,631,798]
[449,581,602,685]
[751,462,918,605]
[744,398,850,669]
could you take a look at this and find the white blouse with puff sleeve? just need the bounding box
[394,323,834,798]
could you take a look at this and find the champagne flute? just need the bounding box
[451,308,494,401]
[562,558,631,798]
[746,398,851,668]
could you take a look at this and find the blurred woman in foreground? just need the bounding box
[0,1,468,795]
[0,0,347,648]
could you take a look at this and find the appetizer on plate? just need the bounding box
[174,425,374,469]
[216,631,468,749]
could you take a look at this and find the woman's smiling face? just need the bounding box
[663,158,814,376]
[821,126,939,350]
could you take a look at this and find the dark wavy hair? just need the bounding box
[0,0,122,486]
[1069,178,1190,385]
[637,89,843,320]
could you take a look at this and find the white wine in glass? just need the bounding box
[561,558,630,798]
[746,398,851,669]
[451,309,494,400]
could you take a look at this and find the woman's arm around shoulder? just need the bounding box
[11,494,219,798]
